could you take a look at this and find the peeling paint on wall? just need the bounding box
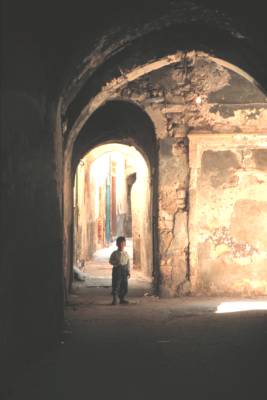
[189,134,267,295]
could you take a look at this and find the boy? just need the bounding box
[109,236,131,305]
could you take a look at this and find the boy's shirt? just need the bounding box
[109,250,130,273]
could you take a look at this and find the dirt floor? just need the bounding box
[6,267,267,400]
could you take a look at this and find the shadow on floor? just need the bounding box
[6,282,267,399]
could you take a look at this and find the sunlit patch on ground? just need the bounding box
[216,301,267,313]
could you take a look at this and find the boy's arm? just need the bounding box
[109,252,116,265]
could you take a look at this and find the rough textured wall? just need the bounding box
[74,157,100,264]
[189,134,267,295]
[116,55,267,296]
[131,163,152,276]
[157,138,189,295]
[74,159,93,264]
[119,55,267,135]
[114,154,128,236]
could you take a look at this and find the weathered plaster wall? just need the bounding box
[74,158,92,264]
[131,158,152,276]
[73,156,103,265]
[116,55,267,296]
[189,134,267,295]
[157,138,189,295]
[119,55,267,135]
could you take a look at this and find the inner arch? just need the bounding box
[63,100,159,292]
[73,143,152,286]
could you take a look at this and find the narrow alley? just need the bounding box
[75,238,151,290]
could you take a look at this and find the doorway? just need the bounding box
[73,143,152,288]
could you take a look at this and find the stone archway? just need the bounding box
[59,7,267,297]
[63,100,159,293]
[62,54,267,298]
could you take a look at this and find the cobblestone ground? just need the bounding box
[6,267,267,399]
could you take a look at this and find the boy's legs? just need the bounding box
[119,266,128,304]
[112,266,122,305]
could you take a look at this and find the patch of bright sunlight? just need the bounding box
[216,301,267,314]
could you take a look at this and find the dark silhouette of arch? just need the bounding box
[70,100,160,292]
[72,100,158,176]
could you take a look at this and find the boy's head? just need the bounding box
[116,236,126,251]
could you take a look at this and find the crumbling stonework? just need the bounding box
[157,137,189,296]
[113,55,267,295]
[118,55,267,135]
[64,52,267,297]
